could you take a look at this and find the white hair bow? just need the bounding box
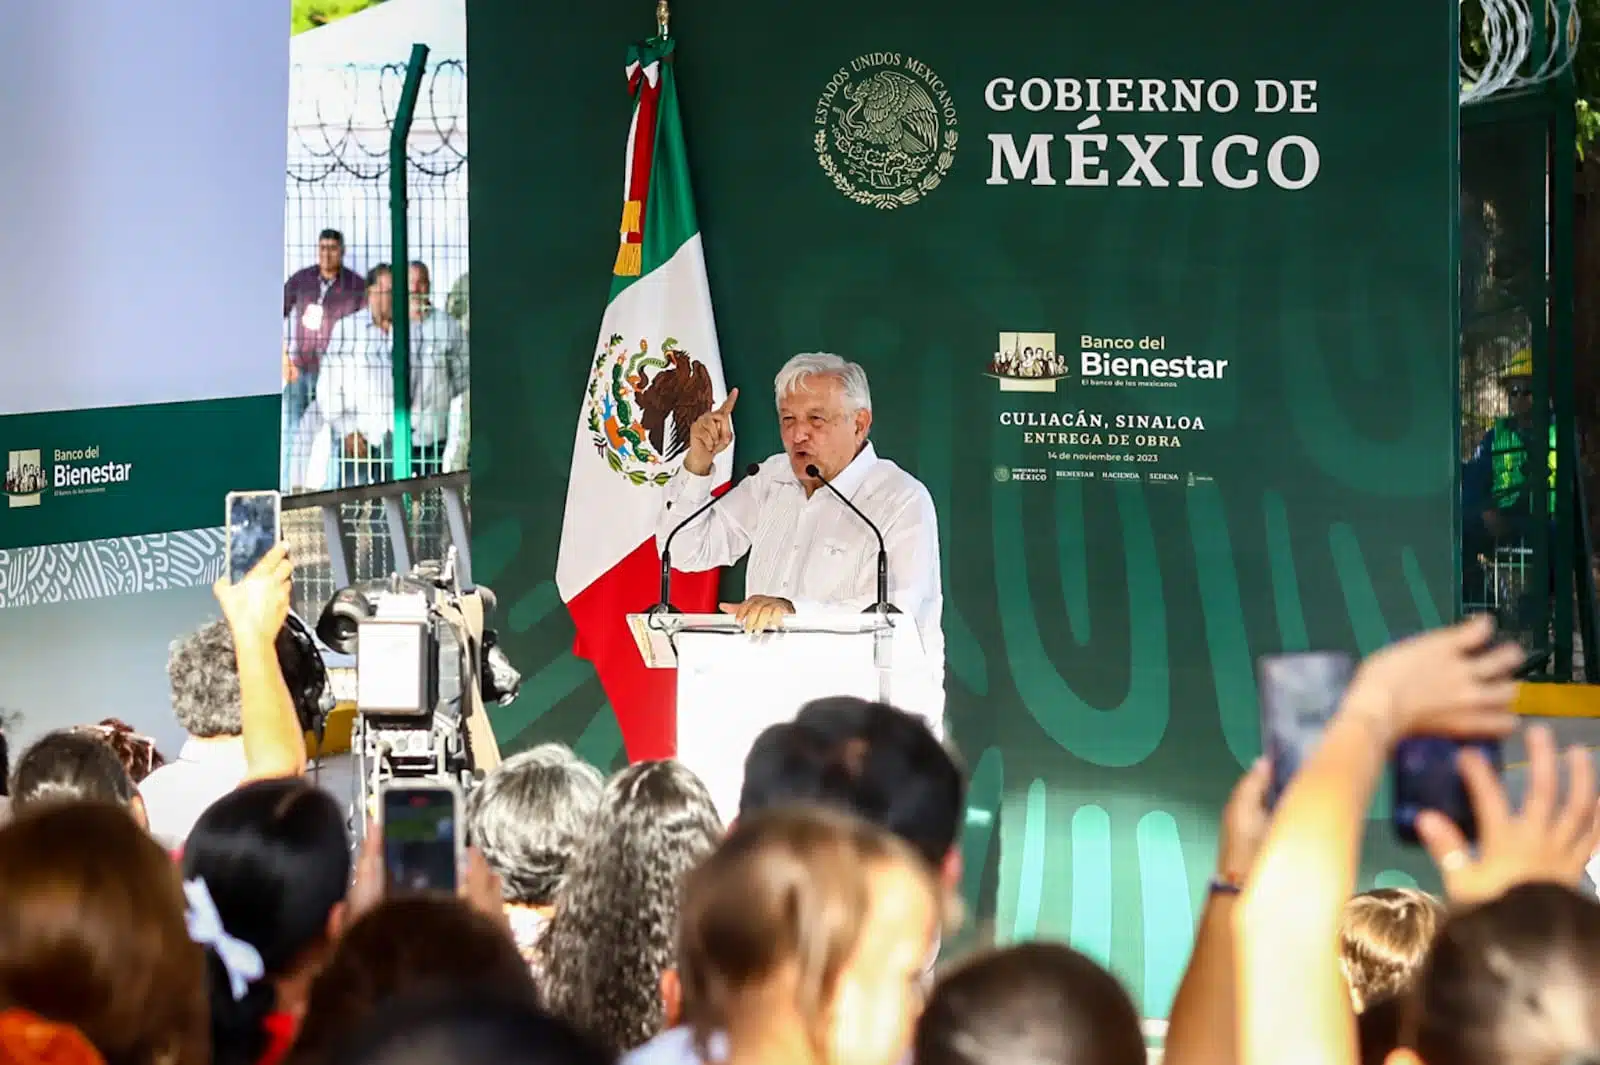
[184,878,264,1002]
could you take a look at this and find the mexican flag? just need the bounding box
[556,35,731,762]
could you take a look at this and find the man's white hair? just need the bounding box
[773,352,872,412]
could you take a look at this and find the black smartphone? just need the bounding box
[225,490,281,584]
[380,783,463,893]
[1257,651,1357,807]
[1392,736,1503,845]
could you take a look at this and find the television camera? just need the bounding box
[314,548,521,841]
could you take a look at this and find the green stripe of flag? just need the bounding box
[612,38,700,301]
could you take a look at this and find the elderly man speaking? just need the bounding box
[655,352,944,707]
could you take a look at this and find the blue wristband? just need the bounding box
[1208,877,1243,896]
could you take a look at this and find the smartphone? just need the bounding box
[1392,736,1503,845]
[1257,651,1357,807]
[380,782,463,893]
[225,490,281,584]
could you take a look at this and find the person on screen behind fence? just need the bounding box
[319,261,468,488]
[405,261,470,476]
[441,269,471,474]
[283,230,367,477]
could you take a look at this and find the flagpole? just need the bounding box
[657,0,670,38]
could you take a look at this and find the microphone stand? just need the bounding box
[805,461,899,697]
[652,461,761,617]
[804,463,899,617]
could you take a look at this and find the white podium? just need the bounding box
[626,611,941,823]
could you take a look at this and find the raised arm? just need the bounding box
[1234,617,1521,1065]
[212,544,307,780]
[1163,758,1270,1065]
[654,462,758,572]
[653,388,754,571]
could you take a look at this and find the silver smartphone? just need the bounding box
[379,781,464,893]
[1257,651,1357,807]
[225,490,281,584]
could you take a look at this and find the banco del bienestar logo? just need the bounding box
[987,331,1068,392]
[5,449,45,508]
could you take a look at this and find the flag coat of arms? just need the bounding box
[556,35,731,762]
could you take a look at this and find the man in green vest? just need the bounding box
[1466,348,1556,546]
[1461,348,1559,633]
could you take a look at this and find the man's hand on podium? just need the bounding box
[719,594,794,633]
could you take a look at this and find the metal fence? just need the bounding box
[1459,115,1551,634]
[282,53,468,615]
[1457,0,1596,678]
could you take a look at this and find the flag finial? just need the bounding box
[656,0,670,38]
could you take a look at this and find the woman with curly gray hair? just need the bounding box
[466,744,604,968]
[535,759,722,1055]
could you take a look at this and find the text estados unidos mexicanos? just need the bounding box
[983,76,1320,191]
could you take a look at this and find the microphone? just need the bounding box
[805,463,899,616]
[653,462,761,615]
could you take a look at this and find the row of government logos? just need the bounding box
[996,467,1215,485]
[4,446,133,509]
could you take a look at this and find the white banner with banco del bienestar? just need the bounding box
[0,2,286,564]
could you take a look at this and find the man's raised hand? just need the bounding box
[213,544,293,649]
[685,388,738,476]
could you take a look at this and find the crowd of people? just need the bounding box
[1,549,1597,1065]
[282,229,470,491]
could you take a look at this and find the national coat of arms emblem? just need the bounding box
[586,335,716,485]
[815,52,959,210]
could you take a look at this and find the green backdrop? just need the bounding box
[469,0,1458,1017]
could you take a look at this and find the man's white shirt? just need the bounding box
[139,737,251,852]
[655,442,944,702]
[321,307,468,447]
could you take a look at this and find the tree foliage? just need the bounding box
[1461,0,1600,154]
[291,0,386,36]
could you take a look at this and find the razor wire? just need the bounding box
[1461,0,1580,104]
[289,59,467,181]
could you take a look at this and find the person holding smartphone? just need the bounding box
[141,545,306,851]
[1233,617,1600,1065]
